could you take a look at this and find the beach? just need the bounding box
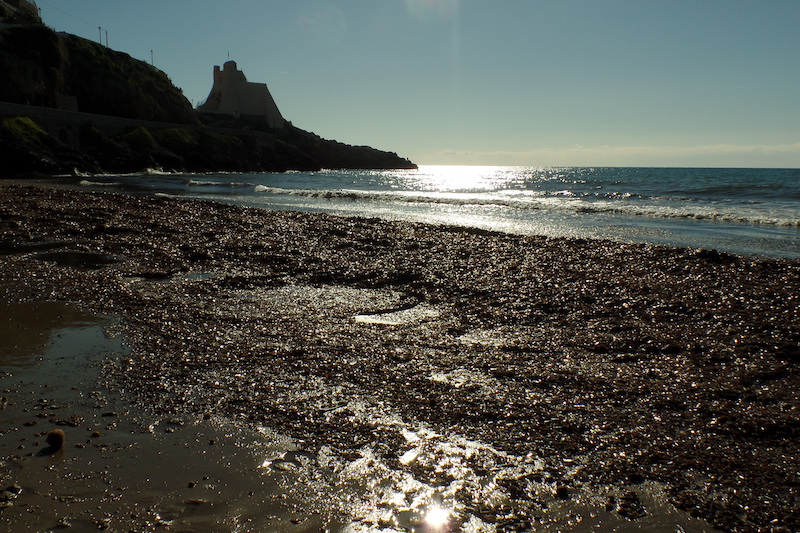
[1,182,799,532]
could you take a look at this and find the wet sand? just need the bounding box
[1,183,799,532]
[0,299,335,532]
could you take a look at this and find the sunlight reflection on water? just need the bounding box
[185,282,720,532]
[408,165,526,192]
[64,165,800,258]
[423,505,451,530]
[256,408,718,532]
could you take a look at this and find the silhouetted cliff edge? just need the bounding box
[0,23,416,175]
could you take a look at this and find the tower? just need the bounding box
[197,61,285,129]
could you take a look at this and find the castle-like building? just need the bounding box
[198,61,285,130]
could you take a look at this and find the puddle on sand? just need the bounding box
[0,301,330,532]
[354,304,440,325]
[0,301,100,367]
[263,402,721,533]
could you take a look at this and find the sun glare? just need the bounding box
[416,165,516,192]
[424,505,451,529]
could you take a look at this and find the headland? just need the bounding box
[0,12,416,175]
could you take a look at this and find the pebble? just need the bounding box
[45,429,66,451]
[2,182,798,533]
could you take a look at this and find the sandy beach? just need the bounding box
[1,182,799,532]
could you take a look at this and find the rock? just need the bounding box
[617,490,646,520]
[627,472,645,485]
[554,485,570,500]
[45,428,65,451]
[605,495,616,512]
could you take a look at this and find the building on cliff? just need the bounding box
[197,60,285,130]
[0,0,39,24]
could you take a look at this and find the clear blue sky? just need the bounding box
[38,0,800,168]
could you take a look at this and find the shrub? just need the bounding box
[0,116,47,145]
[152,128,198,152]
[116,126,155,151]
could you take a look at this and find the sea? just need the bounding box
[73,165,800,259]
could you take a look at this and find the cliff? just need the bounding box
[0,23,416,175]
[0,25,199,125]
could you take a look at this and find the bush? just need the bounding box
[0,116,47,145]
[116,127,155,151]
[152,128,198,152]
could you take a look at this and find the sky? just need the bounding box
[37,0,800,168]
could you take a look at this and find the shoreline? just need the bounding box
[39,169,800,261]
[1,183,799,532]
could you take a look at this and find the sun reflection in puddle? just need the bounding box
[423,505,451,530]
[245,403,716,531]
[257,421,718,532]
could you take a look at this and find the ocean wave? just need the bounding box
[581,203,800,227]
[79,180,120,187]
[253,185,543,208]
[143,167,175,176]
[252,185,800,227]
[186,179,253,187]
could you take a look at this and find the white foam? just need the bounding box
[79,180,119,186]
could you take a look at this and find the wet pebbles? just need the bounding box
[1,183,799,532]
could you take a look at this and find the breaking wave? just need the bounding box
[79,180,119,187]
[186,179,253,188]
[252,185,800,227]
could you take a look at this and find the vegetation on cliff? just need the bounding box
[0,115,97,174]
[0,23,416,175]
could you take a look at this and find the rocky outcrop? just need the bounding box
[0,26,199,125]
[277,125,417,170]
[0,0,41,26]
[0,23,416,175]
